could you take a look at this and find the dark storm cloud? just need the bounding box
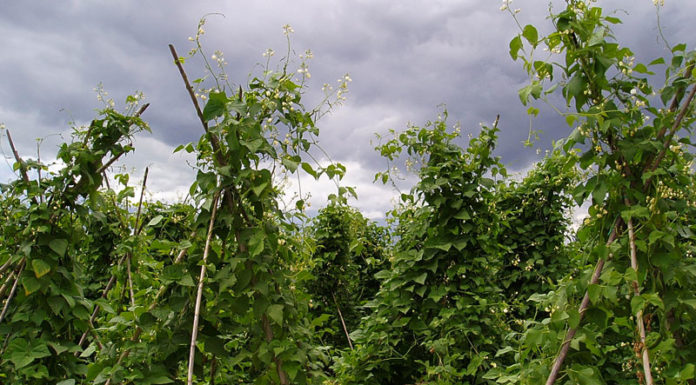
[1,0,694,215]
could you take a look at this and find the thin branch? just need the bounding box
[0,260,26,325]
[188,192,220,385]
[546,218,622,385]
[332,292,354,350]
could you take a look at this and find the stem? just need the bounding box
[626,214,654,385]
[332,292,354,350]
[0,260,25,325]
[188,192,220,385]
[545,219,621,385]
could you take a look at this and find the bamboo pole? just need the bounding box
[545,220,620,385]
[169,44,288,384]
[187,192,219,385]
[547,82,696,385]
[0,260,26,325]
[625,213,654,384]
[332,292,354,350]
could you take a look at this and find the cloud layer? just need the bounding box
[1,1,693,218]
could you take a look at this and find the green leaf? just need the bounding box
[649,57,665,66]
[80,343,97,358]
[413,272,427,285]
[22,276,41,295]
[251,181,268,197]
[281,156,300,173]
[146,215,164,227]
[648,230,664,245]
[565,114,577,127]
[202,91,228,122]
[147,376,174,384]
[631,295,645,314]
[633,63,649,74]
[509,35,523,60]
[267,304,284,325]
[587,26,606,46]
[680,364,695,380]
[565,74,585,104]
[301,162,318,178]
[31,258,51,278]
[680,299,696,309]
[495,346,515,357]
[56,380,76,385]
[454,209,471,220]
[522,25,538,46]
[49,239,68,257]
[162,264,184,282]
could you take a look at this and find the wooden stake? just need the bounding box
[625,213,654,385]
[546,219,621,385]
[188,192,220,385]
[0,260,25,325]
[169,43,288,383]
[332,292,354,350]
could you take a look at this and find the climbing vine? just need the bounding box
[0,3,694,384]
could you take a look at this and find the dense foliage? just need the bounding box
[0,2,695,384]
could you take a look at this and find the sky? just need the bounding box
[0,0,693,220]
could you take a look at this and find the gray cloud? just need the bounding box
[1,0,693,217]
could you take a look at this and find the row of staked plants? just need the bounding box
[0,1,695,384]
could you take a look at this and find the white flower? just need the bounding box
[282,24,294,35]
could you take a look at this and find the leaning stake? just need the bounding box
[188,192,220,385]
[625,210,654,385]
[546,219,621,385]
